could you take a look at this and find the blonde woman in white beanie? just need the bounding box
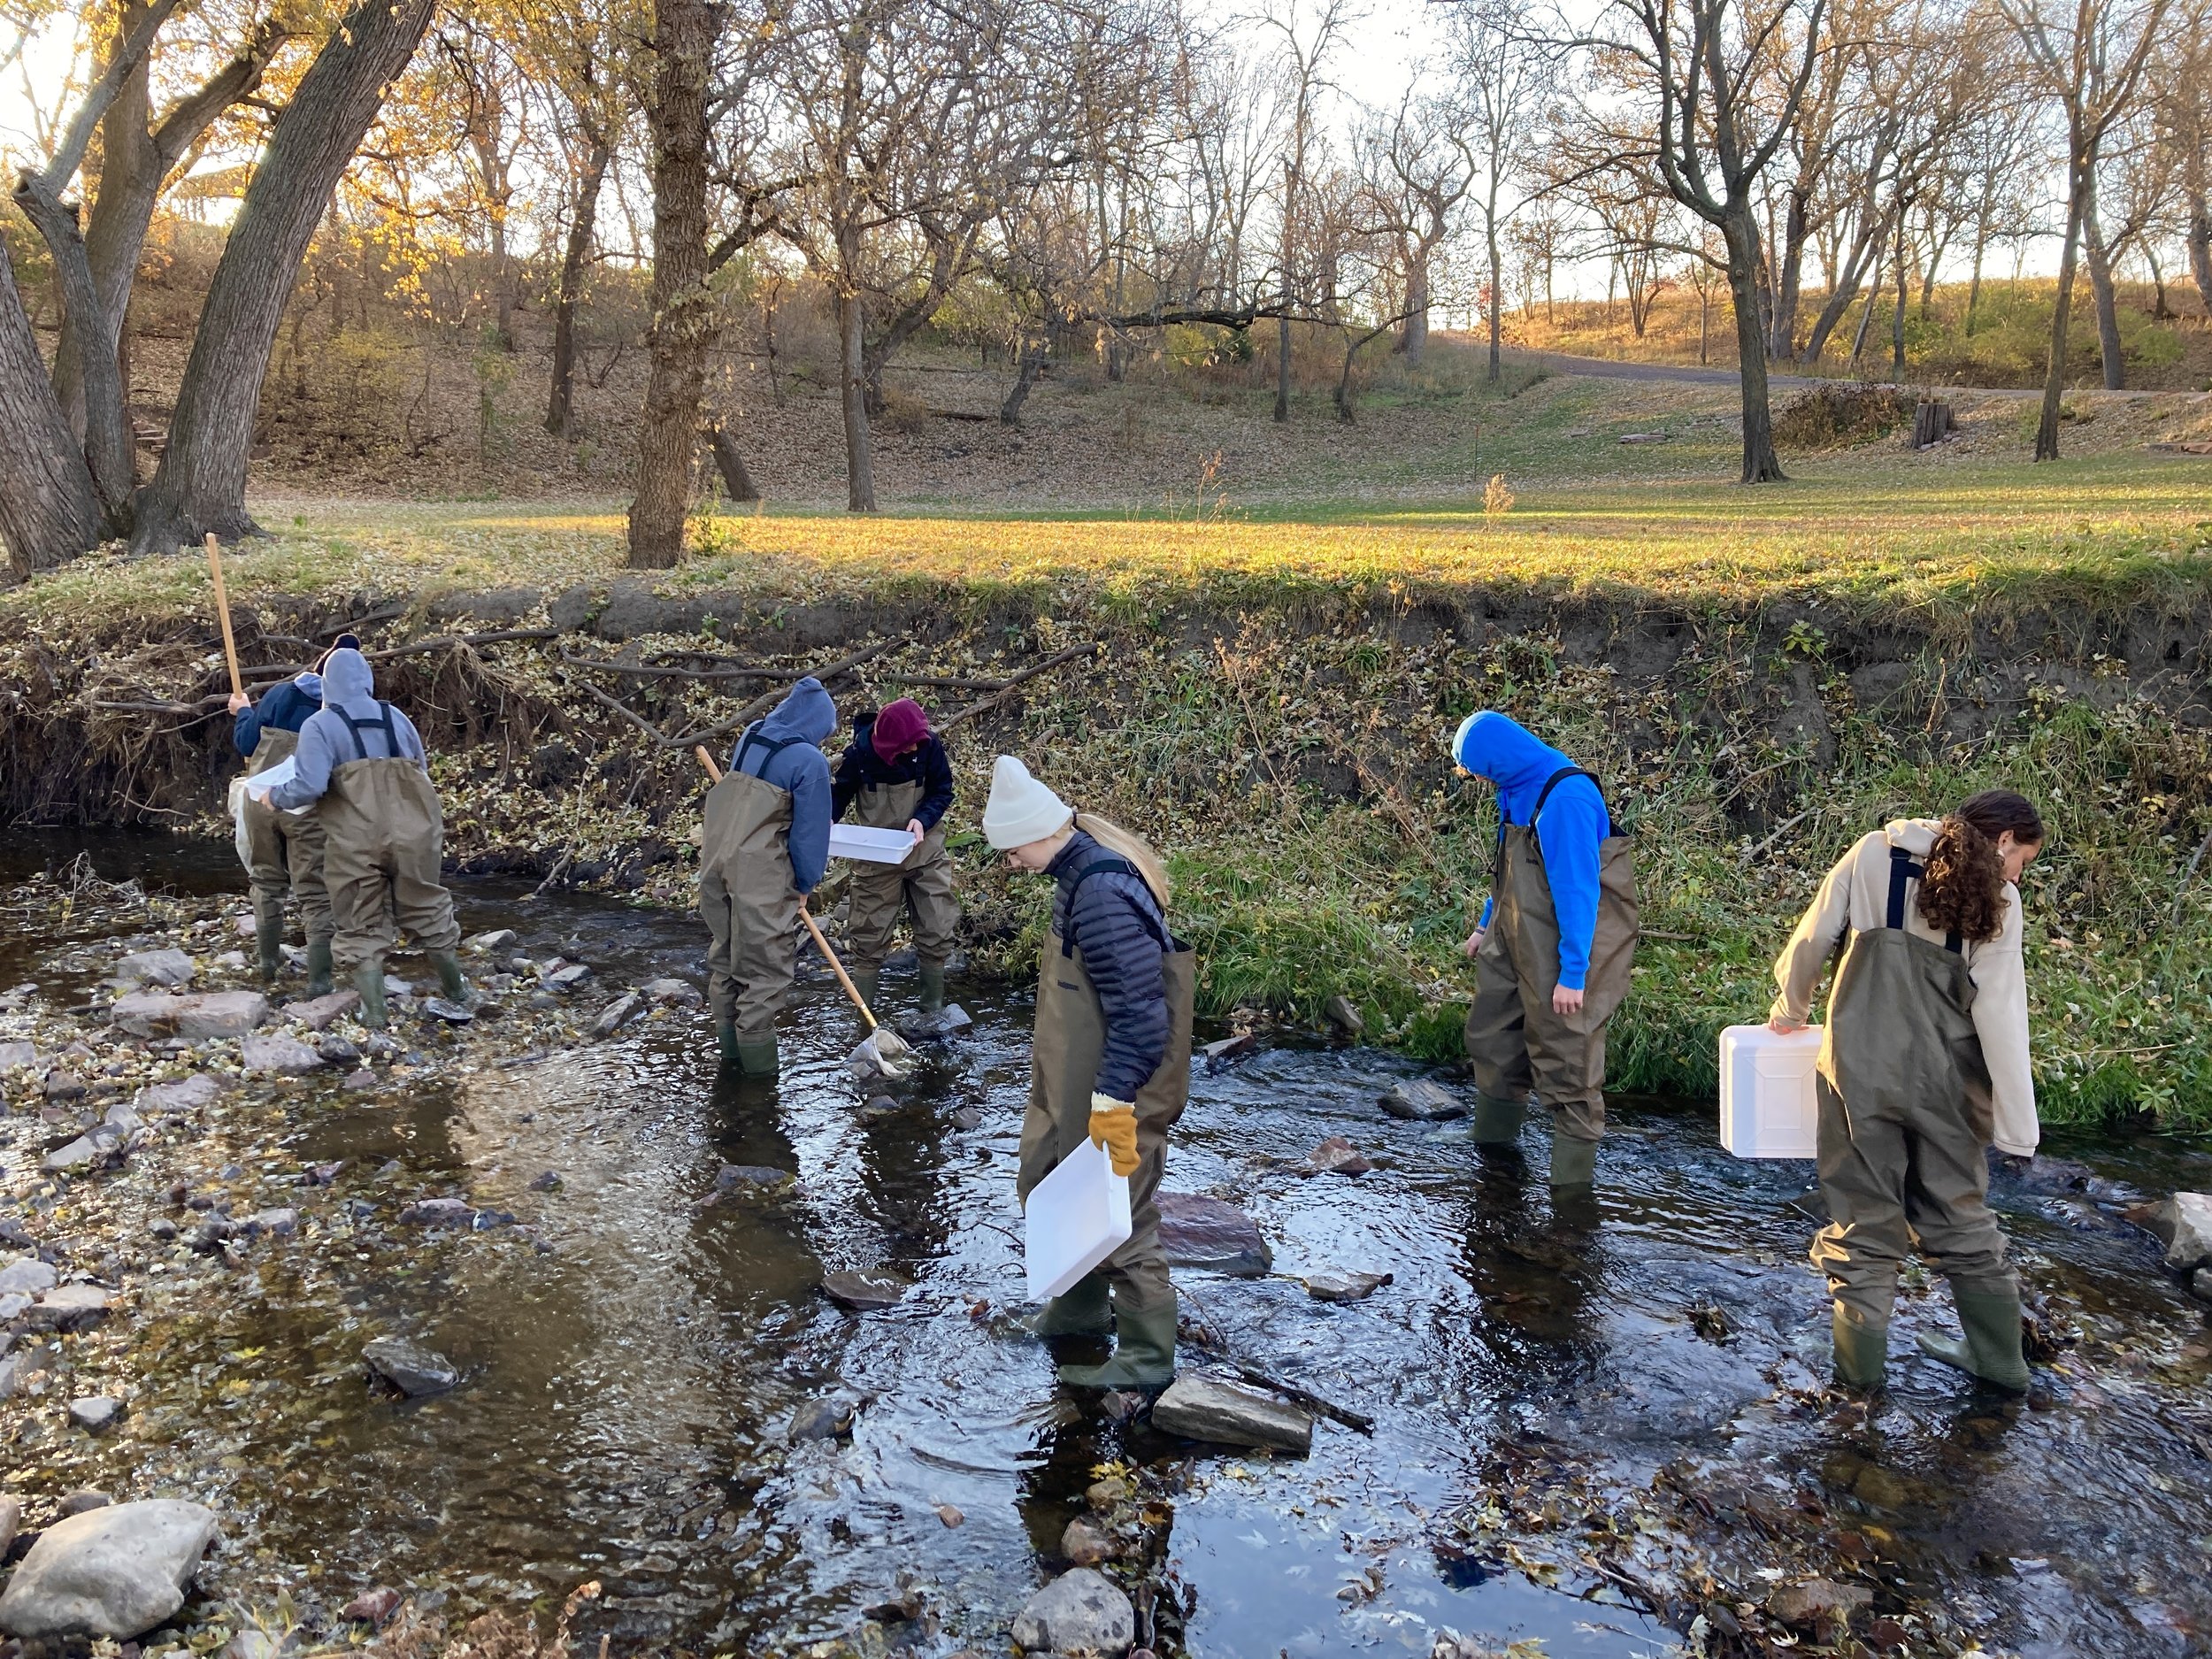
[985,755,1194,1389]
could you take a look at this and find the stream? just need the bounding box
[4,834,2210,1657]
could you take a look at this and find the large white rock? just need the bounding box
[111,949,196,990]
[110,991,267,1040]
[1150,1374,1314,1454]
[1010,1568,1134,1656]
[2149,1192,2212,1273]
[0,1256,58,1295]
[241,1034,323,1077]
[0,1499,219,1638]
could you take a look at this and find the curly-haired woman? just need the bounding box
[1769,790,2046,1394]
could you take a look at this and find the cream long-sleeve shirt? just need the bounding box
[1770,818,2039,1157]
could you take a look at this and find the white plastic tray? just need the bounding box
[1024,1137,1133,1301]
[1718,1023,1823,1158]
[829,824,916,864]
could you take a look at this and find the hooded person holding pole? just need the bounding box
[985,757,1194,1389]
[831,697,958,1021]
[700,677,837,1077]
[255,647,469,1025]
[1452,712,1640,1189]
[226,633,355,995]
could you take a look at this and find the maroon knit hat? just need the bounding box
[871,697,931,761]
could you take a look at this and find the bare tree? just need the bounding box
[1256,0,1354,422]
[2001,0,2169,458]
[2156,0,2212,315]
[1355,88,1473,365]
[1448,0,1552,380]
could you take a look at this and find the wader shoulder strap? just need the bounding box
[1061,855,1171,956]
[1886,846,1962,953]
[1495,766,1607,882]
[733,724,803,777]
[339,702,401,763]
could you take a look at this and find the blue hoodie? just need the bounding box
[1454,711,1609,992]
[232,672,323,757]
[730,677,837,894]
[266,649,428,810]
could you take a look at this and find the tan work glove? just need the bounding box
[1087,1094,1140,1177]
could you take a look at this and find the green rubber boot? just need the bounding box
[1026,1272,1113,1337]
[1059,1294,1177,1390]
[850,967,880,1014]
[1832,1307,1889,1392]
[254,902,285,983]
[1917,1286,2031,1393]
[350,962,389,1030]
[735,1038,780,1079]
[305,939,334,998]
[1548,1133,1598,1189]
[1471,1094,1526,1146]
[918,961,947,1018]
[716,1021,741,1067]
[427,949,473,1006]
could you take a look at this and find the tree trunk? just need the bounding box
[1965,223,1987,335]
[1892,209,1908,381]
[1699,288,1711,364]
[54,0,152,439]
[2036,155,2090,463]
[2187,188,2212,319]
[130,0,436,553]
[999,337,1043,424]
[706,421,759,502]
[841,288,875,511]
[0,234,105,577]
[1273,307,1291,422]
[13,184,134,529]
[1486,220,1503,383]
[627,0,715,567]
[2082,188,2125,391]
[1399,257,1428,364]
[1770,187,1808,361]
[1724,208,1786,484]
[546,131,609,437]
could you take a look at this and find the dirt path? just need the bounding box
[1506,347,2058,399]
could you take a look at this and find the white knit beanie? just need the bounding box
[982,755,1073,850]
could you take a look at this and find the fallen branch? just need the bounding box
[938,641,1102,730]
[1226,1362,1374,1435]
[561,649,779,684]
[657,639,901,751]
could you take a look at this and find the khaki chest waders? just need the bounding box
[699,726,807,1042]
[843,774,958,973]
[317,703,459,971]
[1463,767,1640,1163]
[238,726,334,947]
[1018,857,1194,1322]
[1810,846,2016,1339]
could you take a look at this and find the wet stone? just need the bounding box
[1379,1079,1468,1121]
[399,1197,475,1228]
[341,1586,403,1626]
[288,990,361,1032]
[24,1285,110,1333]
[318,1034,361,1066]
[1323,994,1365,1039]
[1156,1193,1272,1276]
[712,1165,795,1196]
[2147,1191,2212,1272]
[823,1270,909,1311]
[0,1041,39,1071]
[42,1138,104,1175]
[463,929,519,953]
[0,1293,29,1325]
[787,1395,857,1441]
[1010,1567,1134,1657]
[110,990,268,1040]
[134,1074,219,1115]
[1061,1516,1114,1566]
[147,1218,178,1242]
[0,1258,57,1296]
[362,1336,459,1397]
[242,1035,323,1076]
[591,992,646,1039]
[422,997,474,1025]
[1200,1033,1256,1070]
[1151,1374,1314,1455]
[950,1106,985,1131]
[1766,1578,1873,1628]
[56,1491,111,1517]
[897,1003,973,1041]
[68,1396,123,1432]
[1297,1135,1371,1177]
[547,963,595,993]
[528,1170,563,1192]
[1304,1269,1393,1303]
[248,1208,298,1237]
[0,1495,17,1555]
[342,1069,376,1092]
[42,1070,85,1102]
[642,977,703,1008]
[363,1033,405,1060]
[111,949,195,991]
[0,1499,219,1639]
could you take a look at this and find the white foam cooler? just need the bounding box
[1718,1024,1824,1158]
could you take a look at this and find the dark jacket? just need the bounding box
[730,677,837,895]
[231,672,322,757]
[1048,830,1171,1102]
[832,718,955,830]
[266,650,427,810]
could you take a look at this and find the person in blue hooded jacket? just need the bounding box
[226,635,355,994]
[254,648,469,1026]
[1452,712,1640,1188]
[699,677,836,1075]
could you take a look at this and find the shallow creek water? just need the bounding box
[5,835,2212,1657]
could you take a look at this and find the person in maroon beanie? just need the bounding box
[831,697,959,1018]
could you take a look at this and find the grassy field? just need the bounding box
[7,376,2212,1133]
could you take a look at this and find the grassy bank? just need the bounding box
[6,447,2212,1131]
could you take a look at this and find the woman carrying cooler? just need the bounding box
[983,757,1194,1389]
[1770,790,2045,1394]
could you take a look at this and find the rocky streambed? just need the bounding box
[1,834,2211,1658]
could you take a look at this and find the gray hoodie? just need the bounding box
[266,649,428,811]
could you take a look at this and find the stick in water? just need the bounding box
[204,532,242,696]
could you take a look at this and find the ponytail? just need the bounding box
[1917,788,2044,943]
[1073,811,1171,910]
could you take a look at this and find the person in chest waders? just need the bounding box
[1453,712,1640,1189]
[226,634,355,996]
[700,677,836,1077]
[256,649,470,1027]
[984,757,1194,1389]
[831,697,958,1020]
[1770,791,2046,1394]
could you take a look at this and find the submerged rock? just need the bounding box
[897,1003,974,1041]
[822,1270,910,1312]
[0,1498,219,1638]
[318,1034,362,1066]
[1379,1079,1468,1121]
[1296,1136,1371,1177]
[787,1395,858,1441]
[242,1034,323,1077]
[110,989,268,1040]
[712,1165,795,1197]
[643,976,703,1007]
[398,1197,476,1228]
[362,1336,459,1397]
[56,1491,111,1518]
[546,963,595,993]
[1151,1374,1314,1454]
[1766,1578,1873,1628]
[1304,1269,1393,1303]
[1156,1193,1272,1276]
[1010,1568,1134,1657]
[43,1137,107,1174]
[1061,1516,1115,1566]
